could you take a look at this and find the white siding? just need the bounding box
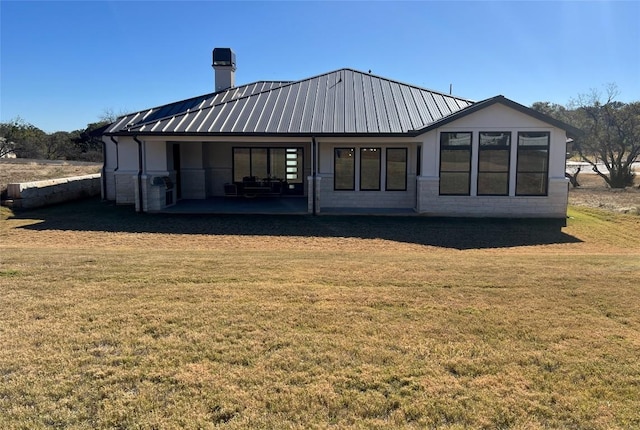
[415,103,569,218]
[317,140,418,210]
[107,102,570,217]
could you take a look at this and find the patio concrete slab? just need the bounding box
[160,197,308,215]
[158,197,417,216]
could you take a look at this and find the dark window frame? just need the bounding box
[232,146,304,183]
[359,147,381,191]
[439,132,472,196]
[385,148,408,191]
[334,147,356,191]
[516,132,550,196]
[477,131,511,196]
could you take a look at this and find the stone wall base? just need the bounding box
[5,174,101,209]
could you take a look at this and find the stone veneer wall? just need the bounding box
[416,177,569,218]
[317,174,416,211]
[6,174,101,209]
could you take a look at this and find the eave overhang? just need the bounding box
[411,95,584,139]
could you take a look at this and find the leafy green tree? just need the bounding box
[0,117,47,158]
[44,131,73,160]
[71,121,108,162]
[0,117,109,161]
[530,101,574,125]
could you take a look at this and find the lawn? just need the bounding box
[1,199,639,429]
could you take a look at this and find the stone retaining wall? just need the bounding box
[5,174,101,209]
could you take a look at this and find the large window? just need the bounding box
[386,148,407,191]
[478,132,511,195]
[233,147,303,194]
[516,132,549,195]
[334,148,355,190]
[439,132,472,195]
[360,148,381,190]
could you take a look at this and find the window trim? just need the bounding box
[334,147,356,191]
[439,132,472,196]
[477,131,511,196]
[515,131,550,196]
[385,147,407,191]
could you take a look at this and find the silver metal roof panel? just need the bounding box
[106,69,475,136]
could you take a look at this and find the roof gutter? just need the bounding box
[133,136,144,213]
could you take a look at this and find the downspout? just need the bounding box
[101,138,107,200]
[133,136,144,213]
[312,137,317,215]
[110,136,120,172]
[105,136,119,201]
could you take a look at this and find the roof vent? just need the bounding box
[212,48,236,92]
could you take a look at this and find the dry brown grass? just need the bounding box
[1,164,639,428]
[0,159,101,199]
[1,196,639,428]
[568,173,640,213]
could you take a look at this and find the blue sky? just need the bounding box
[1,1,638,133]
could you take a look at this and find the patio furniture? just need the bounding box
[235,177,284,197]
[223,183,238,197]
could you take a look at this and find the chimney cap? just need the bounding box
[212,48,236,68]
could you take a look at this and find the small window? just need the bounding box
[334,148,355,190]
[360,148,381,191]
[439,132,472,195]
[386,148,407,191]
[478,132,511,195]
[516,132,549,196]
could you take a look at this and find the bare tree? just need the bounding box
[571,85,640,188]
[100,107,129,124]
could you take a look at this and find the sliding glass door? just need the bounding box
[233,147,304,195]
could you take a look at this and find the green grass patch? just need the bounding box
[0,269,20,277]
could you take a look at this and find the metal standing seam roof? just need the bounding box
[105,68,475,136]
[104,81,291,134]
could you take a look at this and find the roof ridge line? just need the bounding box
[120,69,475,133]
[129,68,471,131]
[340,68,475,103]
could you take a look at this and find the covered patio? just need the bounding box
[159,196,308,215]
[158,196,417,215]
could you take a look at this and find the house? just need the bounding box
[102,48,581,218]
[0,137,17,159]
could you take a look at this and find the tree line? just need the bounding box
[0,116,109,162]
[2,86,639,188]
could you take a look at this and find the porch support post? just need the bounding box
[311,137,318,214]
[308,175,321,214]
